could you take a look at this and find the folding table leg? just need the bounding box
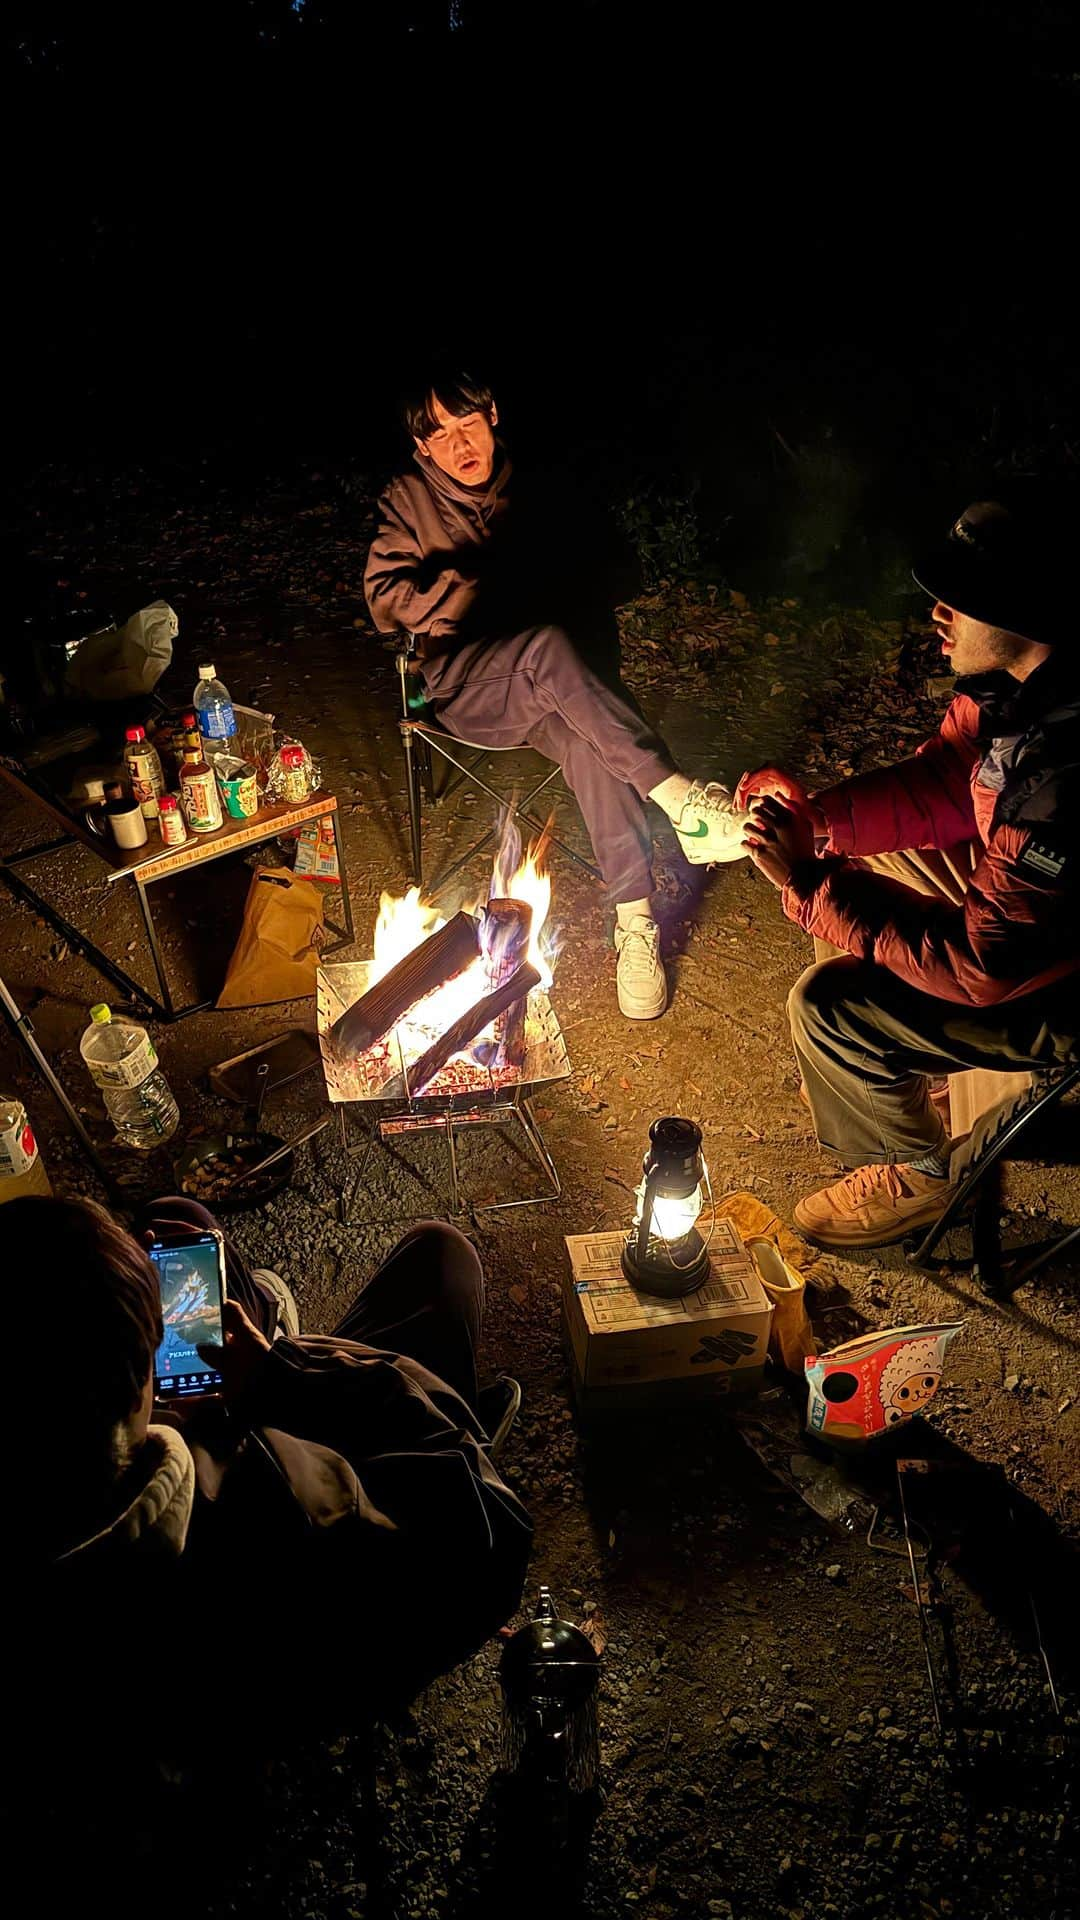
[134,877,177,1021]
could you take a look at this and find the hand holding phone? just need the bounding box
[202,1298,272,1402]
[149,1229,227,1401]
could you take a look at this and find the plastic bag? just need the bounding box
[65,600,177,701]
[805,1322,964,1446]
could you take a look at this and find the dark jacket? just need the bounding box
[783,659,1080,1006]
[30,1337,531,1765]
[364,448,633,668]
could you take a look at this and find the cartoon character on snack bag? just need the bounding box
[878,1337,942,1427]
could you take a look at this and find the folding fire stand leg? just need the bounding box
[336,1089,562,1225]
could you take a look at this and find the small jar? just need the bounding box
[278,744,311,804]
[158,793,188,848]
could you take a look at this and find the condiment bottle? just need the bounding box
[157,793,188,848]
[180,747,224,834]
[124,725,165,820]
[279,744,311,804]
[0,1098,52,1201]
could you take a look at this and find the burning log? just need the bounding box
[382,960,541,1101]
[476,897,533,1072]
[330,910,480,1058]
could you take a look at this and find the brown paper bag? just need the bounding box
[217,868,327,1009]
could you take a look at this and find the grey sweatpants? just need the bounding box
[788,845,1074,1167]
[422,625,675,904]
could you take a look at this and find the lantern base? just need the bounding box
[621,1227,709,1298]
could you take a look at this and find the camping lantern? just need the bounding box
[621,1116,711,1296]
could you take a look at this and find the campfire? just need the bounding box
[317,821,568,1106]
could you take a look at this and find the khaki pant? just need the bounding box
[792,845,1067,1168]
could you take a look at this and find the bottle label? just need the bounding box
[85,1029,159,1091]
[126,748,164,818]
[0,1113,37,1177]
[199,703,236,740]
[181,768,224,833]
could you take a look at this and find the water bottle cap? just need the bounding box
[158,794,177,811]
[89,1003,112,1024]
[198,663,216,679]
[125,725,145,743]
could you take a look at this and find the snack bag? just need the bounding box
[804,1322,963,1445]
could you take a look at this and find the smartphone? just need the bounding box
[149,1228,227,1400]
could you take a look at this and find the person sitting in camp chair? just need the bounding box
[738,486,1080,1250]
[363,362,751,1022]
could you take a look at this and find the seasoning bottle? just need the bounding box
[0,1098,52,1202]
[157,793,188,849]
[180,746,224,834]
[278,744,311,804]
[124,725,165,820]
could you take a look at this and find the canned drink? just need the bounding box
[181,763,224,833]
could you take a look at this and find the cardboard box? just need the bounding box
[563,1222,773,1411]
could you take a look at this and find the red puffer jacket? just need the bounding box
[781,661,1080,1006]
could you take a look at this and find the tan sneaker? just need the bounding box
[793,1162,951,1250]
[615,915,668,1019]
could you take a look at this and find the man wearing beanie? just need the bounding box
[736,485,1080,1249]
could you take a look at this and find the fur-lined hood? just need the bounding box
[53,1424,194,1567]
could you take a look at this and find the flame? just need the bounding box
[360,831,554,1080]
[504,831,554,988]
[371,886,446,987]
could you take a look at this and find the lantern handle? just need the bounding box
[634,1163,663,1271]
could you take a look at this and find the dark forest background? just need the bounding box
[5,0,1079,592]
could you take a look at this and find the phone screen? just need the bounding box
[149,1231,226,1399]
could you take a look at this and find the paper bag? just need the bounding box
[217,868,327,1008]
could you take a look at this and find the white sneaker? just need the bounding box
[252,1266,301,1340]
[615,915,668,1019]
[673,781,751,864]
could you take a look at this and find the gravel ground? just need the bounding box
[6,460,1077,1918]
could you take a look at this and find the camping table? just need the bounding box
[0,753,354,1021]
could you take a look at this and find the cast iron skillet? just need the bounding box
[173,1130,293,1213]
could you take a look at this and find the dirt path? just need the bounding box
[4,465,1077,1917]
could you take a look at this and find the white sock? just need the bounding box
[648,772,693,823]
[616,898,653,931]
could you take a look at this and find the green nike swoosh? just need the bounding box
[677,817,709,838]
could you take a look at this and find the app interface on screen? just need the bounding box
[152,1238,224,1393]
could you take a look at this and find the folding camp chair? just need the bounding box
[907,1063,1080,1298]
[395,635,601,896]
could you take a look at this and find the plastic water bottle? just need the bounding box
[193,663,237,757]
[0,1099,52,1202]
[79,1004,180,1150]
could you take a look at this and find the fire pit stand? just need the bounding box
[318,960,571,1224]
[334,1085,561,1223]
